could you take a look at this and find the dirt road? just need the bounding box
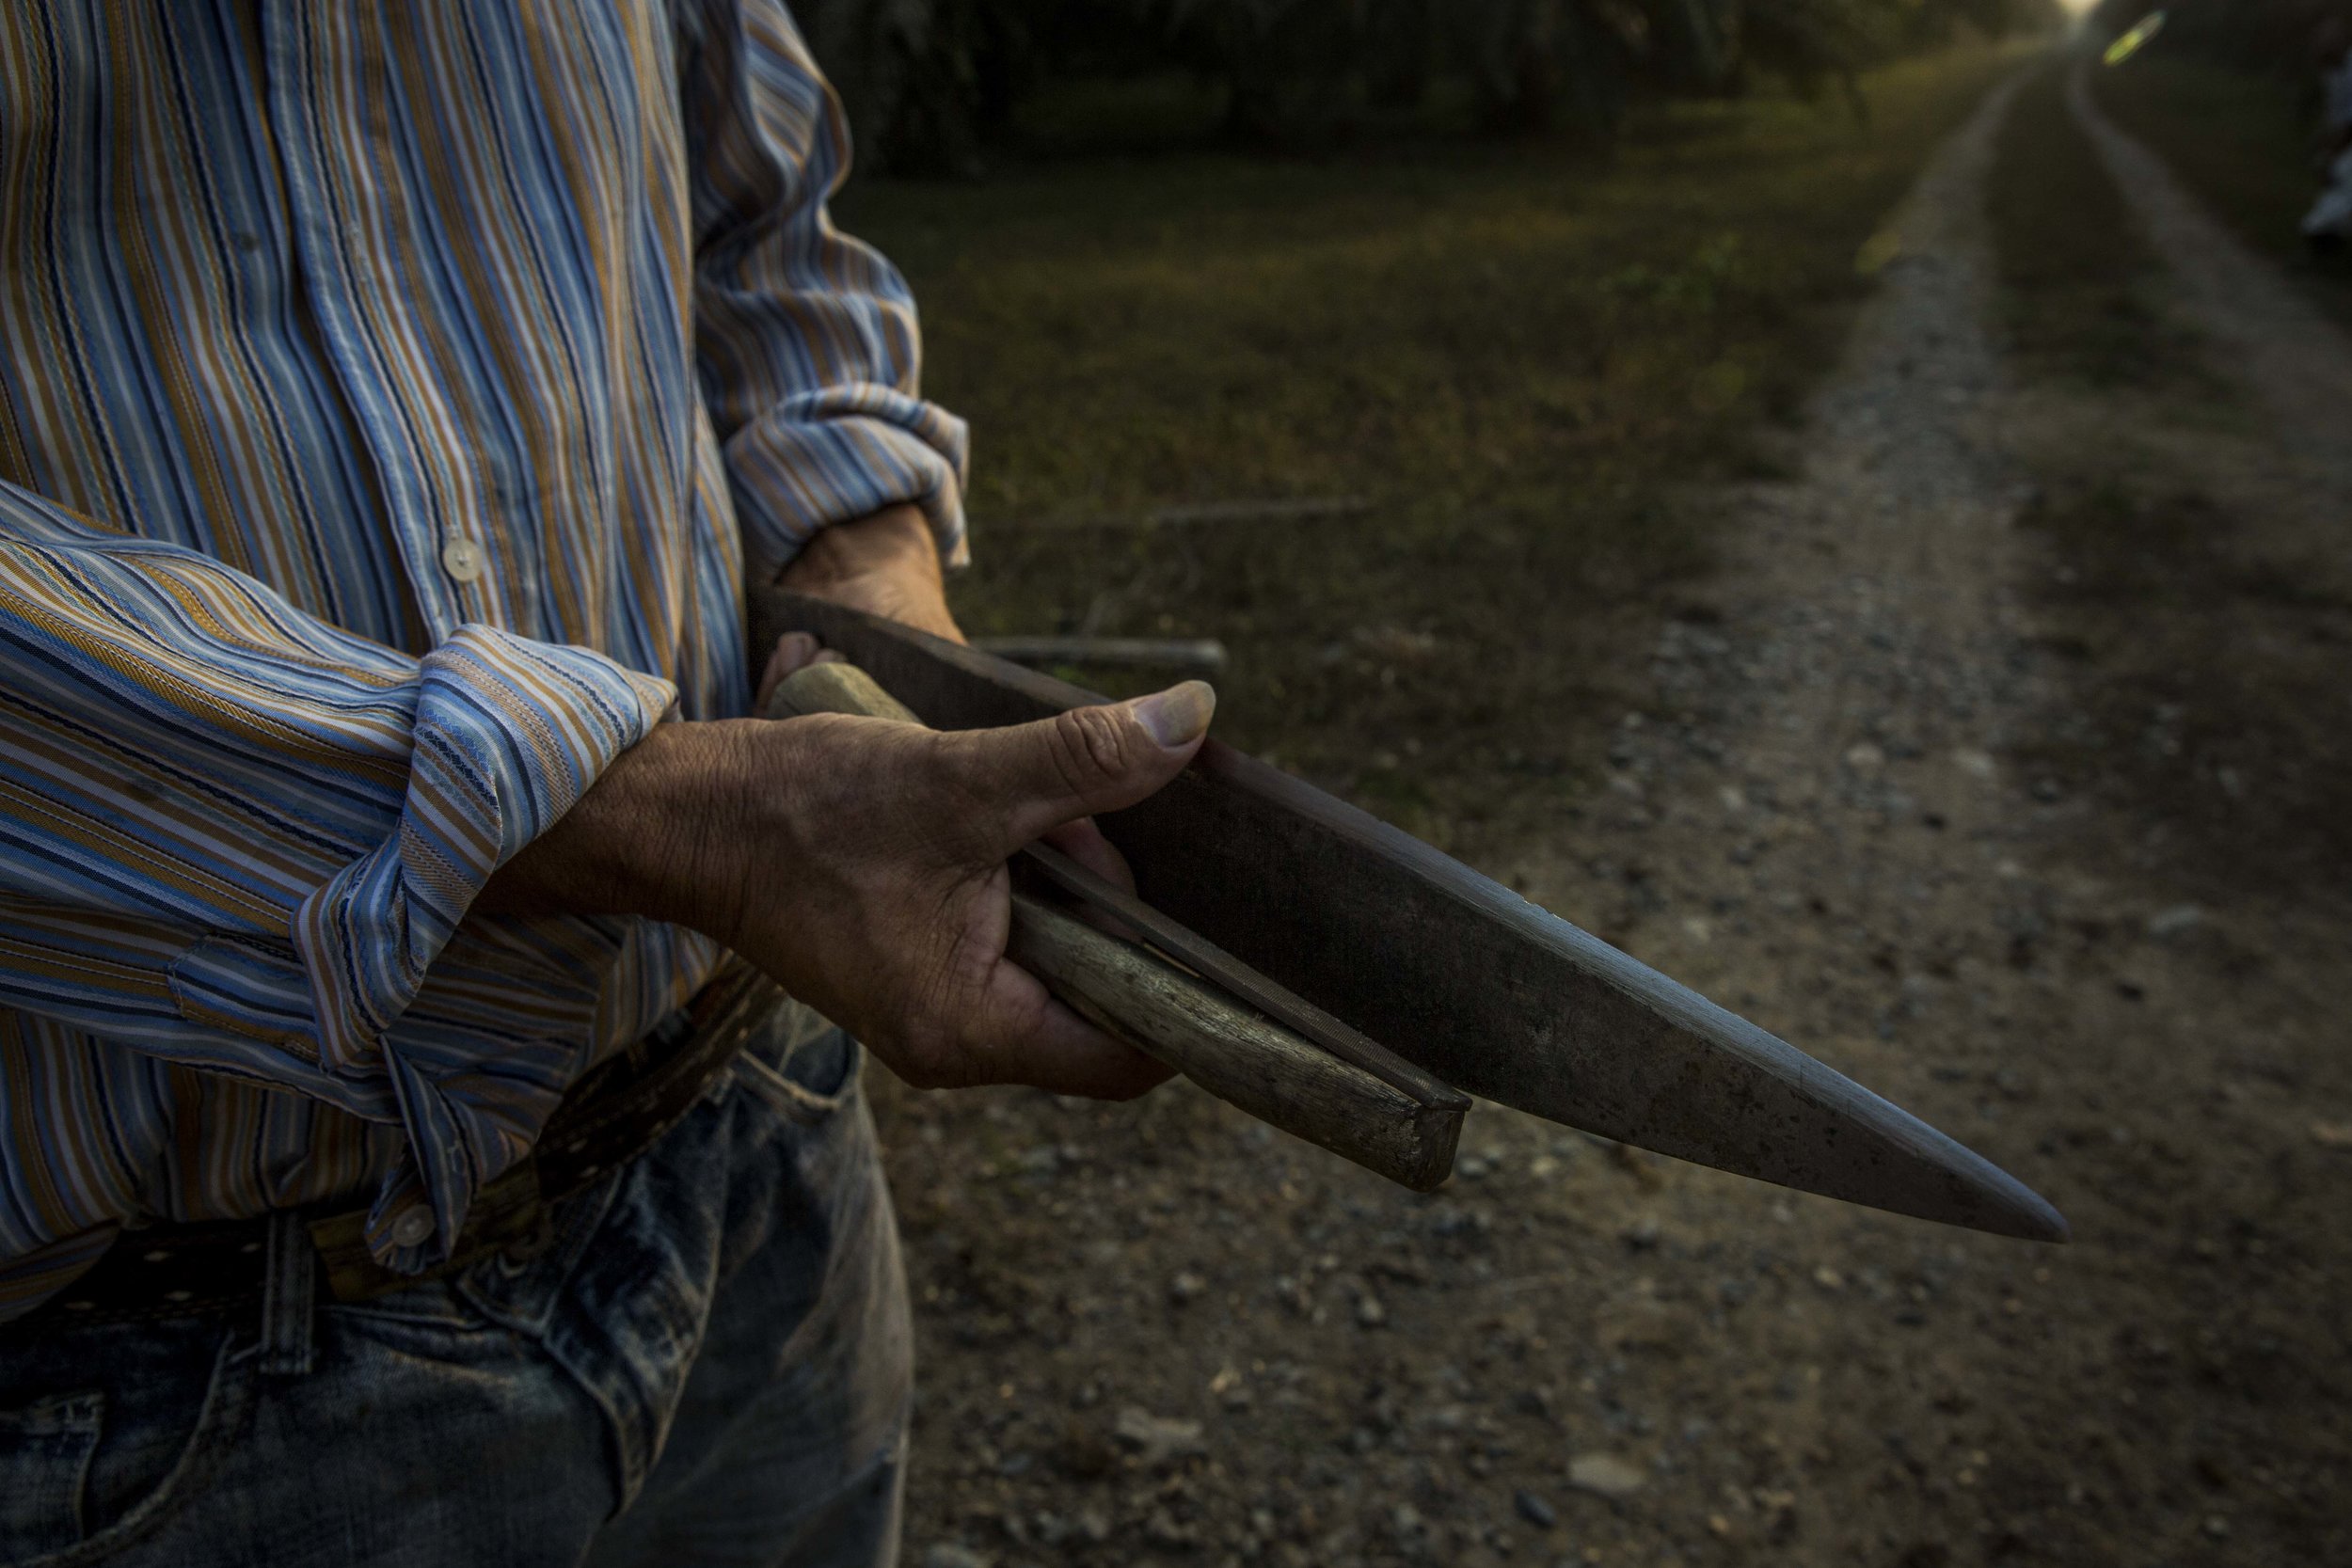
[884,58,2352,1568]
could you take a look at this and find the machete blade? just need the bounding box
[750,590,2068,1243]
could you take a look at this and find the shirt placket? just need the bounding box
[258,0,499,642]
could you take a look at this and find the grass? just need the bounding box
[2094,55,2352,333]
[837,44,2024,849]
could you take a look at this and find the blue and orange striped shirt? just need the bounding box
[0,0,968,1318]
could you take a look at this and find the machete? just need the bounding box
[750,589,2068,1243]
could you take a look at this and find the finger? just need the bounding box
[966,958,1174,1100]
[755,632,825,715]
[1039,818,1136,895]
[1035,819,1145,941]
[950,682,1216,855]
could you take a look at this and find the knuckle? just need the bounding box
[1046,705,1137,793]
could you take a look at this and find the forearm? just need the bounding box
[474,719,738,927]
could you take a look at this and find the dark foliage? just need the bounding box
[791,0,2058,173]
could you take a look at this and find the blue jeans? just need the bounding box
[0,1003,912,1567]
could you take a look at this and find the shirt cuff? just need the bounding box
[724,385,971,571]
[178,624,675,1269]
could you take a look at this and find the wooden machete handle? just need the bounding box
[765,659,1460,1191]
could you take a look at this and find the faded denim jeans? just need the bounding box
[0,1002,913,1567]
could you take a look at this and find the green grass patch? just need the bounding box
[2094,55,2352,332]
[1987,60,2206,386]
[837,44,2021,846]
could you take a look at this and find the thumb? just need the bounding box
[957,681,1216,852]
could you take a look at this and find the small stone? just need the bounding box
[1356,1292,1388,1328]
[1113,1408,1205,1468]
[2145,904,2202,939]
[1566,1451,1646,1498]
[2204,1514,2232,1539]
[922,1546,990,1568]
[1845,742,1885,770]
[2310,1122,2352,1149]
[1145,1508,1196,1549]
[1813,1265,1844,1291]
[1515,1489,1559,1529]
[1169,1270,1206,1304]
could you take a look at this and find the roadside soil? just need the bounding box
[877,57,2352,1568]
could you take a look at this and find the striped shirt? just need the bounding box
[0,0,967,1319]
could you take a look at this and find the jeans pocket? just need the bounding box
[0,1393,102,1558]
[732,1013,859,1129]
[729,1034,861,1123]
[0,1323,251,1566]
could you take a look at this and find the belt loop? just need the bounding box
[260,1210,318,1377]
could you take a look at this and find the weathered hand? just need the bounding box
[484,672,1216,1099]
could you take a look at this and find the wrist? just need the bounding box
[476,721,749,929]
[783,503,939,593]
[778,504,961,643]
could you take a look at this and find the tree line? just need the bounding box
[791,0,2058,174]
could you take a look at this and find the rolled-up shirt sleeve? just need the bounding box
[676,0,971,570]
[0,483,675,1268]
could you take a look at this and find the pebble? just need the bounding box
[1356,1292,1388,1328]
[922,1546,990,1568]
[2145,903,2203,939]
[1516,1489,1559,1528]
[1113,1408,1205,1467]
[1145,1507,1196,1549]
[1169,1270,1206,1304]
[1567,1451,1647,1498]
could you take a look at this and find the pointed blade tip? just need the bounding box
[1943,1160,2069,1243]
[2010,1190,2071,1245]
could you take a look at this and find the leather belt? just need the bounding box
[15,960,785,1331]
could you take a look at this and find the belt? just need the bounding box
[14,959,784,1331]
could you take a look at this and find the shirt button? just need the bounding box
[441,537,485,583]
[389,1208,435,1249]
